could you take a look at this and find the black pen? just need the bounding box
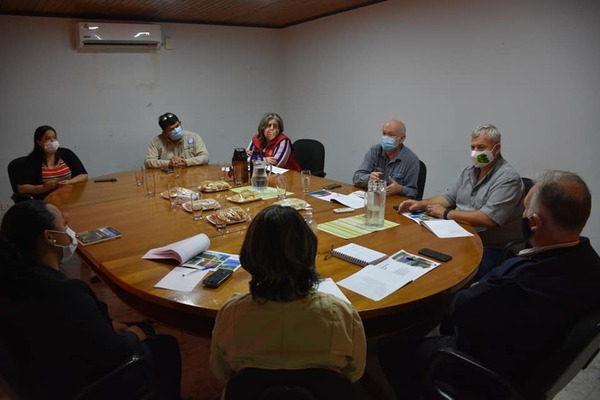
[94,178,118,183]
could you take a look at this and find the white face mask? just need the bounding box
[44,140,60,153]
[470,144,498,168]
[49,227,78,263]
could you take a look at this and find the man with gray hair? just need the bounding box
[381,170,600,398]
[398,124,524,278]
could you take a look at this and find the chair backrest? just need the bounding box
[522,177,534,197]
[224,368,356,400]
[426,309,600,400]
[7,156,28,194]
[417,160,427,200]
[525,309,600,399]
[293,139,326,178]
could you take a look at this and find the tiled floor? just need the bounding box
[3,255,597,400]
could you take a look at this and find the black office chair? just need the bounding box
[0,338,156,400]
[495,177,536,265]
[417,160,427,200]
[7,156,33,203]
[425,309,600,400]
[293,139,326,178]
[224,368,357,400]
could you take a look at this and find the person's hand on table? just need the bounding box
[369,171,383,181]
[385,177,402,196]
[397,199,421,213]
[265,156,277,165]
[426,204,446,219]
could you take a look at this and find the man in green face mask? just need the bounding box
[397,124,525,280]
[145,112,210,169]
[352,119,421,198]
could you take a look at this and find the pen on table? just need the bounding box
[181,266,213,277]
[94,178,117,183]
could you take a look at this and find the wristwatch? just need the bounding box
[443,208,452,220]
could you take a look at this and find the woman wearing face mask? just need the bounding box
[0,200,182,399]
[246,112,301,171]
[17,125,88,199]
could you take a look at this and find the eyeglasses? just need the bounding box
[318,245,334,261]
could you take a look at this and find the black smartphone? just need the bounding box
[323,183,342,190]
[202,269,233,288]
[393,205,399,211]
[162,168,174,173]
[418,248,452,262]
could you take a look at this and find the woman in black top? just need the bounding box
[17,125,88,199]
[0,200,182,399]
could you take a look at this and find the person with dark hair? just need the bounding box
[380,170,600,398]
[0,200,182,399]
[246,112,301,171]
[145,112,209,168]
[210,205,366,386]
[16,125,88,199]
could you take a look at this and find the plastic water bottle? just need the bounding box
[304,207,318,236]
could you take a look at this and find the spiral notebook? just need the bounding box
[331,243,388,267]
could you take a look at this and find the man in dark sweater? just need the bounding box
[380,169,600,397]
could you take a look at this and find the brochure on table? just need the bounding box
[402,211,473,239]
[338,249,441,301]
[146,233,241,292]
[308,190,365,209]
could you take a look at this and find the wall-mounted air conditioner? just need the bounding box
[77,22,161,50]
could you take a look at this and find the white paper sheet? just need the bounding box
[338,250,441,301]
[317,278,351,304]
[154,266,211,292]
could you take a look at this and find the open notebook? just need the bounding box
[331,243,388,267]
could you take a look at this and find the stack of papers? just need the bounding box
[338,249,441,301]
[308,190,365,209]
[402,211,473,238]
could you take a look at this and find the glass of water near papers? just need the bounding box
[275,174,287,200]
[301,169,311,193]
[190,192,203,220]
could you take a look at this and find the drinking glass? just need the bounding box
[301,169,311,194]
[173,160,183,184]
[144,173,156,197]
[219,161,228,181]
[190,192,203,220]
[167,180,178,208]
[275,175,287,200]
[134,164,144,186]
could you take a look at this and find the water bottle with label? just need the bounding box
[365,179,386,227]
[250,159,268,192]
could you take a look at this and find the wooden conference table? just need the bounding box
[46,165,483,337]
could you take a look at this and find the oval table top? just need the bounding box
[46,165,482,337]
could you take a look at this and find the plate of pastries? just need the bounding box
[199,180,232,192]
[206,207,250,226]
[226,190,262,204]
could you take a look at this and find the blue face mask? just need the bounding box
[381,136,398,152]
[170,126,183,141]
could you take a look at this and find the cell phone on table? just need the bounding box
[418,248,452,262]
[162,168,174,173]
[323,183,342,190]
[202,269,233,288]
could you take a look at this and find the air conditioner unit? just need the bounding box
[77,22,161,50]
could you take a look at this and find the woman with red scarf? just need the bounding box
[246,112,301,172]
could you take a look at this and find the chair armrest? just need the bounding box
[75,354,155,400]
[425,347,523,400]
[313,171,326,178]
[11,193,33,203]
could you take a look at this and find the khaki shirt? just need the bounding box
[144,130,209,168]
[210,291,366,384]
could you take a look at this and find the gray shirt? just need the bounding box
[353,144,420,198]
[443,157,524,247]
